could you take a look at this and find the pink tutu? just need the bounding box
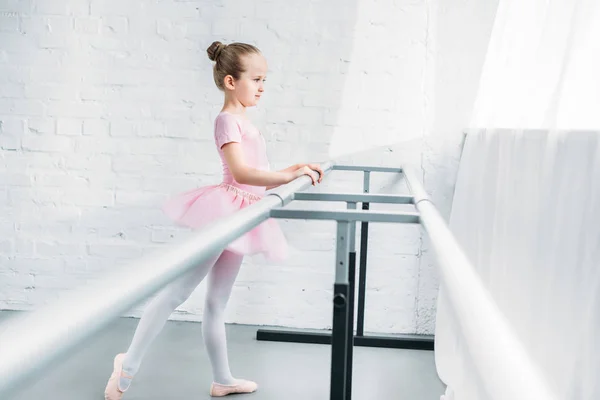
[162,182,288,262]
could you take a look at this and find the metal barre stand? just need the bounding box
[259,165,435,400]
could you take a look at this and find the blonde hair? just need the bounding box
[207,41,261,91]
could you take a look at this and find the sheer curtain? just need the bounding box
[436,0,600,399]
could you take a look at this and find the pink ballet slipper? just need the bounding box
[210,379,258,397]
[104,353,133,400]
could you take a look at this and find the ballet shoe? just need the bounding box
[210,379,258,397]
[104,353,133,400]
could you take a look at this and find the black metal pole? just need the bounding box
[330,221,350,400]
[356,209,368,336]
[330,282,349,400]
[345,202,357,400]
[346,251,356,400]
[356,171,370,337]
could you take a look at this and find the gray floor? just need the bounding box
[2,312,445,400]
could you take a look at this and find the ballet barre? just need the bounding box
[263,164,555,400]
[0,161,556,400]
[263,164,433,400]
[258,168,434,354]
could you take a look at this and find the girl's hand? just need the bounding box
[294,166,321,186]
[305,163,324,183]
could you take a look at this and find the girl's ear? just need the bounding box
[224,75,235,90]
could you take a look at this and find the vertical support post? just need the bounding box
[356,171,370,336]
[346,202,357,400]
[330,221,350,400]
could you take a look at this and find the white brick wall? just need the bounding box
[0,0,497,335]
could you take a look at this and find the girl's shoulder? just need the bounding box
[215,111,239,124]
[214,111,243,131]
[215,111,248,123]
[215,111,257,132]
[214,112,249,147]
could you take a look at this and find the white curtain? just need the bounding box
[469,0,600,131]
[436,0,600,399]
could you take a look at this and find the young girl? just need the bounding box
[104,41,323,399]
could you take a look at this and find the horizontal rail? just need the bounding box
[293,192,414,204]
[270,208,420,224]
[402,167,556,400]
[0,163,334,398]
[332,165,403,173]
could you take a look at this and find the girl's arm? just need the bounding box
[266,163,324,190]
[264,163,301,190]
[222,143,319,188]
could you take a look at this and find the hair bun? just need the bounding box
[207,41,226,62]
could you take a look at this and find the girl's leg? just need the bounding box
[116,252,221,391]
[201,250,244,385]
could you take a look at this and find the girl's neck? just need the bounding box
[221,97,246,116]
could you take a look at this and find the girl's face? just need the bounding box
[228,53,267,107]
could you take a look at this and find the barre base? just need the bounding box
[256,329,434,351]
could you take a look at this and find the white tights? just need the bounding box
[120,250,244,389]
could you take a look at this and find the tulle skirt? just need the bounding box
[162,182,288,262]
